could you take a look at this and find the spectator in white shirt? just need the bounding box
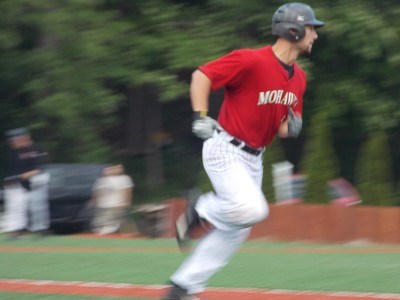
[89,164,134,235]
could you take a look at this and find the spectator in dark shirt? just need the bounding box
[2,128,50,239]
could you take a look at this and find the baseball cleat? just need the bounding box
[176,196,201,251]
[163,282,200,300]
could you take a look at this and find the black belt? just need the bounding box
[216,129,262,156]
[229,139,262,156]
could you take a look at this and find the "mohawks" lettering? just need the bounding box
[257,90,298,106]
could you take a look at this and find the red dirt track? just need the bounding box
[1,279,400,300]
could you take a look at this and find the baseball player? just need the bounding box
[2,128,50,239]
[163,2,324,300]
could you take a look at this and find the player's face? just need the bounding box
[298,25,318,55]
[9,135,32,148]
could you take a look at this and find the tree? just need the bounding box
[301,111,340,203]
[355,130,395,206]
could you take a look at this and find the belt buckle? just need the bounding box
[247,146,261,156]
[237,140,246,149]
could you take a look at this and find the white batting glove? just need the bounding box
[288,108,302,138]
[192,116,222,140]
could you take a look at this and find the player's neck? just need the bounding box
[271,39,299,65]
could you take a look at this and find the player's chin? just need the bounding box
[301,45,313,57]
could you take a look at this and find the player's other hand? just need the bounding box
[192,116,222,140]
[288,108,302,138]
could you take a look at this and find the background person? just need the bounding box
[2,127,50,239]
[90,164,134,235]
[164,2,324,299]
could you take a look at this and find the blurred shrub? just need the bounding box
[301,111,340,203]
[355,130,395,205]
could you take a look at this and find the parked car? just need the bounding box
[0,163,107,234]
[44,163,107,233]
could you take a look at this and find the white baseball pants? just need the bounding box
[3,184,29,233]
[29,173,50,232]
[171,130,269,294]
[2,173,50,233]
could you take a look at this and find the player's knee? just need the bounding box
[230,196,269,228]
[249,200,269,225]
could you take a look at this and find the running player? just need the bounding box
[164,3,325,299]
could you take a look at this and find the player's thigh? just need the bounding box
[207,161,261,201]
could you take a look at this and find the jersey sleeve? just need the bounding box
[198,50,246,91]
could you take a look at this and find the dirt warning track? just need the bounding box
[1,279,400,300]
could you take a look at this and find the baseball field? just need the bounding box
[1,233,400,300]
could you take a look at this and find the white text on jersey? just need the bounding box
[257,90,298,106]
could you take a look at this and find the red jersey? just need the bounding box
[199,46,306,148]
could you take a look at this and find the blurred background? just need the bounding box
[0,0,399,209]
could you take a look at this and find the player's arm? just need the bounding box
[190,69,211,115]
[191,49,244,114]
[190,69,222,140]
[278,119,289,138]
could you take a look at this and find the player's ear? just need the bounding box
[289,28,299,36]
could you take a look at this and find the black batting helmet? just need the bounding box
[272,2,325,41]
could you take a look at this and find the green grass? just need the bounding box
[1,234,400,295]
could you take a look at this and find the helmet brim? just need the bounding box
[307,19,325,28]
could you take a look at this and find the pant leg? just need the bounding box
[112,207,126,232]
[92,208,110,233]
[3,185,29,232]
[28,173,50,232]
[104,207,124,233]
[170,131,269,293]
[93,208,120,234]
[171,227,251,294]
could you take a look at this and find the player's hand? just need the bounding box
[287,108,302,138]
[192,116,222,140]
